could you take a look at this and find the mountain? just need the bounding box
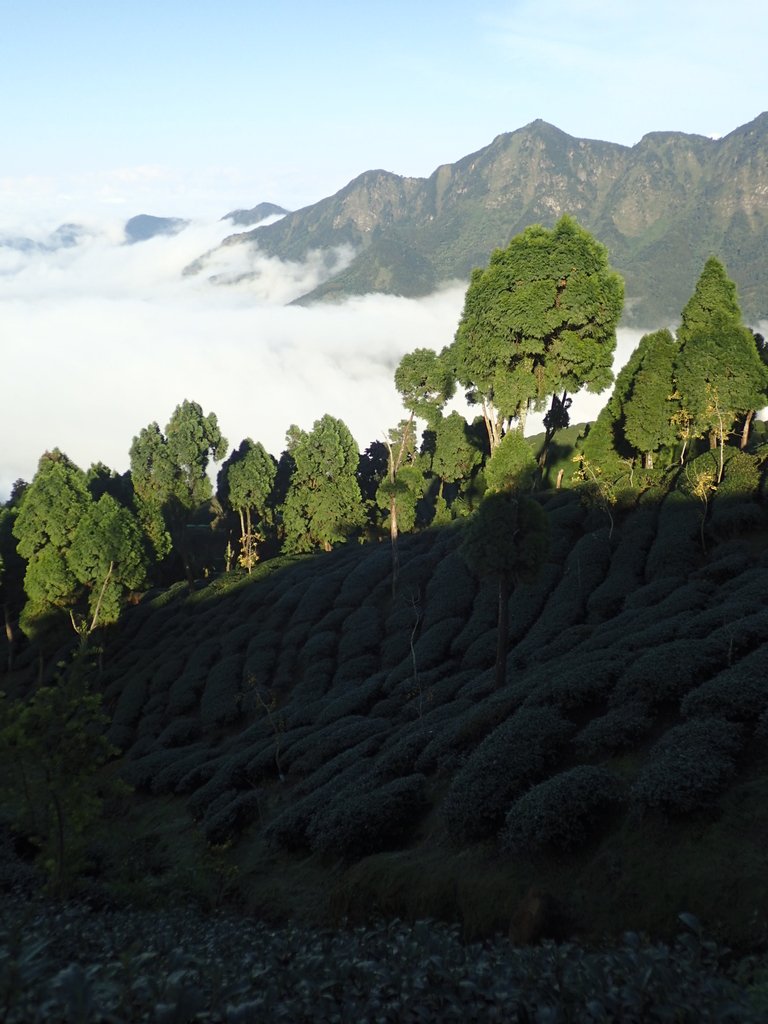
[0,222,91,253]
[124,214,189,244]
[222,202,290,226]
[196,114,768,326]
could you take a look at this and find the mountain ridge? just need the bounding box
[197,114,768,325]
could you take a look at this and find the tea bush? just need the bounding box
[644,491,700,580]
[575,701,654,758]
[631,717,744,815]
[502,765,624,854]
[441,707,574,842]
[314,674,385,725]
[421,550,477,630]
[680,648,768,723]
[200,654,243,728]
[336,605,383,662]
[201,789,262,845]
[307,773,428,861]
[610,637,725,708]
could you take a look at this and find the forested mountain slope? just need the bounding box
[196,114,768,325]
[86,459,768,945]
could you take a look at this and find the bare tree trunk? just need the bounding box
[89,561,114,634]
[3,603,13,672]
[741,409,755,450]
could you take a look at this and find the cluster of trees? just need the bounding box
[1,216,764,658]
[581,257,767,484]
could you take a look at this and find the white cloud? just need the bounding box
[0,210,667,502]
[0,217,468,498]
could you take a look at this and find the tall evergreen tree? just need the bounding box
[67,494,148,634]
[130,400,227,581]
[221,439,277,571]
[674,258,767,476]
[619,329,679,469]
[449,215,623,452]
[282,415,364,553]
[12,451,91,639]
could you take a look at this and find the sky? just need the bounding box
[1,0,766,498]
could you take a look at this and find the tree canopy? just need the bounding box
[282,415,364,553]
[450,215,624,450]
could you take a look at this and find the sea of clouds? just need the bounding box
[1,212,645,502]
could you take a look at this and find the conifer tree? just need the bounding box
[282,415,364,553]
[13,451,91,639]
[221,439,277,571]
[130,400,227,581]
[450,215,623,453]
[620,329,679,469]
[674,258,767,477]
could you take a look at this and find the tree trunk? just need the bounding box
[3,603,13,672]
[741,409,755,450]
[89,561,114,634]
[390,493,399,597]
[644,451,654,470]
[495,573,510,691]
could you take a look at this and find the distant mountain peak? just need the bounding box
[124,214,188,244]
[222,203,289,227]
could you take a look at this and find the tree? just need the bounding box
[67,494,148,635]
[674,258,768,480]
[221,439,277,571]
[393,347,454,429]
[618,329,679,469]
[450,215,624,453]
[12,451,91,640]
[460,492,549,690]
[130,400,227,582]
[0,504,26,671]
[0,650,120,894]
[484,431,537,494]
[281,415,365,553]
[431,411,484,507]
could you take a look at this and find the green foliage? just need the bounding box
[575,702,654,758]
[282,415,365,553]
[617,329,679,464]
[130,399,227,567]
[200,654,244,728]
[675,258,768,447]
[644,491,701,580]
[460,493,549,584]
[431,411,483,486]
[67,494,149,630]
[681,647,768,723]
[441,706,574,842]
[610,637,726,708]
[12,450,91,632]
[484,430,537,492]
[394,348,454,426]
[307,773,428,861]
[0,651,119,893]
[450,214,623,447]
[631,717,744,816]
[1,901,762,1024]
[501,765,624,853]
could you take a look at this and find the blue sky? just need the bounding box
[2,0,766,220]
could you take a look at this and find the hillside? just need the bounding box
[190,114,768,326]
[19,448,761,949]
